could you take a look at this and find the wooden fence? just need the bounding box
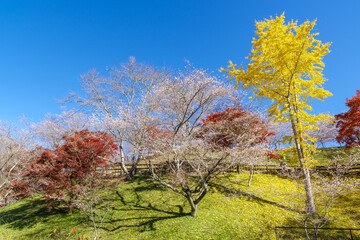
[105,162,360,177]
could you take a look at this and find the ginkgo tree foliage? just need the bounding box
[224,14,332,216]
[336,90,360,148]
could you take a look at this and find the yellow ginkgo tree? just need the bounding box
[224,14,332,216]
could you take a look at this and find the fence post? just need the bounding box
[275,227,278,240]
[350,229,353,240]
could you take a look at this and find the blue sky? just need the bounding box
[1,0,359,124]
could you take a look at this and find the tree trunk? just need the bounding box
[289,112,316,216]
[68,196,74,215]
[129,154,141,177]
[186,193,198,217]
[302,166,316,215]
[294,141,316,216]
[190,203,198,217]
[119,142,129,175]
[248,165,254,187]
[184,188,199,217]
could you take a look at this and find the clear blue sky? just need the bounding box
[1,0,359,124]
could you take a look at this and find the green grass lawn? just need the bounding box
[0,174,359,240]
[276,146,360,166]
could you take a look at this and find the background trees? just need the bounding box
[336,90,360,148]
[199,106,272,148]
[0,122,38,205]
[307,119,338,148]
[30,110,92,149]
[224,14,332,216]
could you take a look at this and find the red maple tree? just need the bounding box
[199,106,275,149]
[335,90,360,149]
[12,130,118,214]
[143,124,174,153]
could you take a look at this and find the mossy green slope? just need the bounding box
[0,174,359,240]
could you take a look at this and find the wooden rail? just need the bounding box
[105,162,360,176]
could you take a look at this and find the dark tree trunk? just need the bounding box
[129,155,141,178]
[185,193,198,217]
[190,203,198,217]
[68,197,74,215]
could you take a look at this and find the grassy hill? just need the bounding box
[274,146,360,166]
[0,173,359,240]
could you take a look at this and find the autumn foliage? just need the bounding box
[12,130,118,213]
[199,106,275,149]
[144,124,173,151]
[335,90,360,148]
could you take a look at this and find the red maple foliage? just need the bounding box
[12,130,118,213]
[266,152,280,159]
[144,124,173,151]
[145,124,172,141]
[335,90,360,149]
[199,106,275,149]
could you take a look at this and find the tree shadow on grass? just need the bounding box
[132,175,167,191]
[102,180,188,233]
[1,198,56,229]
[0,197,86,239]
[106,206,188,233]
[0,175,188,238]
[209,181,303,214]
[335,194,360,221]
[271,190,360,240]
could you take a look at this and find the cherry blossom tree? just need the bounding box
[31,110,92,149]
[308,119,338,148]
[143,65,268,217]
[0,121,38,206]
[69,57,169,176]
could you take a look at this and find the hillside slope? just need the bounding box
[0,174,359,240]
